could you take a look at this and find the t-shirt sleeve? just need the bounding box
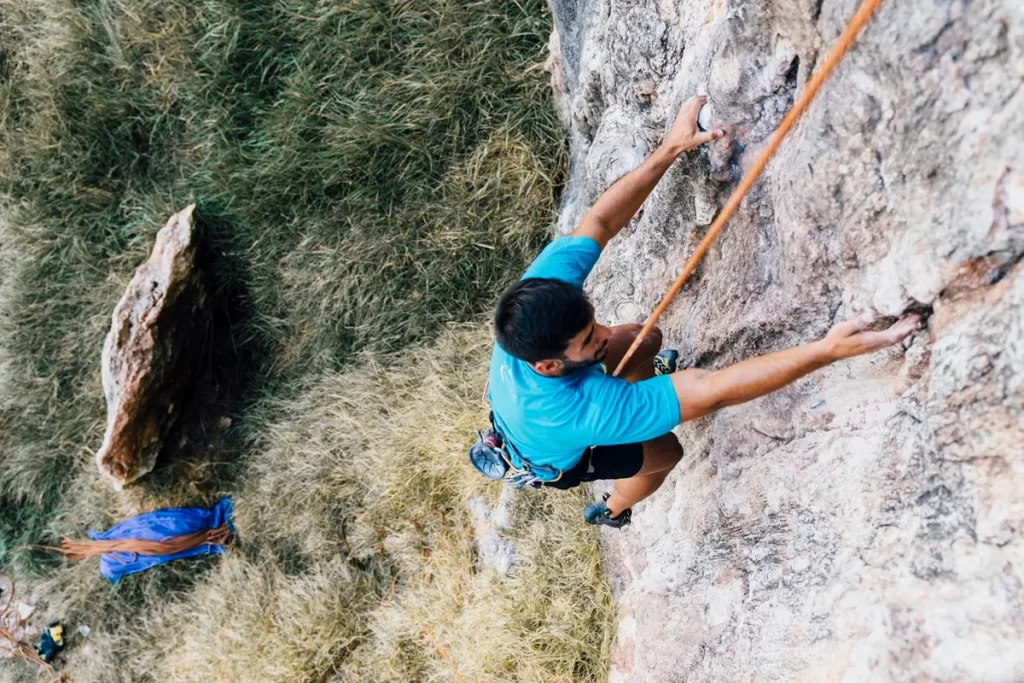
[522,235,601,289]
[578,373,681,445]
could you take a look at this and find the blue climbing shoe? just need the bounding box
[583,493,632,529]
[653,349,679,376]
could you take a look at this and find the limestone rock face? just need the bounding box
[97,205,208,489]
[546,0,1023,680]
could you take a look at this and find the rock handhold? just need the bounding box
[96,204,208,489]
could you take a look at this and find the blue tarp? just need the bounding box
[88,497,234,583]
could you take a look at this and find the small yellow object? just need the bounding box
[49,625,63,644]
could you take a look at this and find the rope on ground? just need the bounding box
[49,525,233,563]
[612,0,885,377]
[0,573,66,683]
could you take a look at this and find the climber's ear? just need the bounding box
[531,358,564,377]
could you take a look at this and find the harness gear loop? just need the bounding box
[469,413,565,488]
[498,425,565,487]
[612,0,885,377]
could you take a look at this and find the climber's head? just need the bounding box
[494,278,611,376]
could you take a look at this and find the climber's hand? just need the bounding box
[823,312,921,360]
[569,96,726,250]
[665,95,724,154]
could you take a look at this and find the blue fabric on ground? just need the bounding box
[88,498,234,583]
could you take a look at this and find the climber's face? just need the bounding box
[551,317,612,373]
[525,313,611,377]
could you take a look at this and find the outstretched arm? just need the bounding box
[570,96,724,250]
[671,313,921,422]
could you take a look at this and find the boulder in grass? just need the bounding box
[96,204,209,489]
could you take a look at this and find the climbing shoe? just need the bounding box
[653,349,679,376]
[583,493,632,529]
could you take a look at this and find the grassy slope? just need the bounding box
[0,0,614,680]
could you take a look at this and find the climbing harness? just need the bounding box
[613,0,885,376]
[468,414,563,490]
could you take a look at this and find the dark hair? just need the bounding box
[494,278,593,363]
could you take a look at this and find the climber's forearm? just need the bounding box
[671,342,833,422]
[669,313,921,422]
[569,144,679,249]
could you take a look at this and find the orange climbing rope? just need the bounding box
[612,0,884,377]
[50,525,234,562]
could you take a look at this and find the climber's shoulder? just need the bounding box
[521,233,601,287]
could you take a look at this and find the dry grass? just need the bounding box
[10,329,614,682]
[0,0,615,680]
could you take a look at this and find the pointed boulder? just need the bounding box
[96,204,209,489]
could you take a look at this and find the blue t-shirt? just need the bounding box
[487,236,681,472]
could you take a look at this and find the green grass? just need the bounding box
[0,0,615,680]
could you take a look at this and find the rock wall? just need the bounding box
[546,0,1023,680]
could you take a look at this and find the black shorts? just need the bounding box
[543,442,645,490]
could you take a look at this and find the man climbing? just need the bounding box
[487,95,920,528]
